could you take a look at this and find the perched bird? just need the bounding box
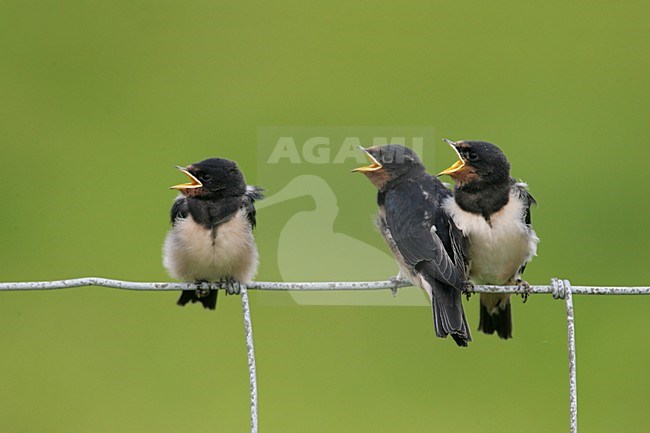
[439,139,539,339]
[162,158,263,310]
[353,145,472,346]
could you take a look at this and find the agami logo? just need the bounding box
[256,126,436,307]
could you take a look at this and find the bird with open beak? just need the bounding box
[162,158,263,309]
[353,144,472,346]
[439,139,539,339]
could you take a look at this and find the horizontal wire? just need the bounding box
[0,277,649,295]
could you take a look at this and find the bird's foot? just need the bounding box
[462,281,475,301]
[195,280,212,298]
[389,275,402,297]
[516,279,531,303]
[223,277,243,295]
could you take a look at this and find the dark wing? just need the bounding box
[514,182,537,274]
[242,185,264,229]
[385,176,467,291]
[448,216,470,276]
[170,196,189,226]
[514,182,536,227]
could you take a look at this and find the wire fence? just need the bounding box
[2,277,649,433]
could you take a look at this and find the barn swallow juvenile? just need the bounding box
[163,158,263,310]
[353,145,472,346]
[439,139,538,339]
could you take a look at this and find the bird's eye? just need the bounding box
[466,151,479,161]
[201,173,212,182]
[382,154,394,164]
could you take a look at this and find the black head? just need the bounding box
[352,144,426,190]
[170,157,246,199]
[439,139,511,188]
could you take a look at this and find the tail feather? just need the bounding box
[478,294,512,339]
[427,277,471,347]
[177,289,218,310]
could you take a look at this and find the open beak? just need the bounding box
[170,166,203,190]
[438,139,466,176]
[352,146,383,173]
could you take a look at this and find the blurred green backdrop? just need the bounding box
[1,1,649,432]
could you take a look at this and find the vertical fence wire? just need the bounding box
[240,285,258,433]
[564,281,578,433]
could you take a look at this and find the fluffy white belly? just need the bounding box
[163,210,258,283]
[443,194,538,285]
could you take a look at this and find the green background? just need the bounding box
[1,1,649,432]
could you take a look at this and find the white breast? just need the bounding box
[163,209,258,283]
[443,193,538,285]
